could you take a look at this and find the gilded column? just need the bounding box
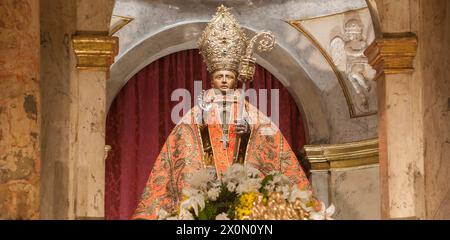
[365,33,418,219]
[0,0,41,219]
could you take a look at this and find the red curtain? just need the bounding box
[105,49,306,220]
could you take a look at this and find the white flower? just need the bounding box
[222,164,245,183]
[236,179,261,195]
[288,187,313,203]
[207,187,221,201]
[243,164,261,178]
[187,168,216,191]
[272,174,290,187]
[180,194,205,216]
[276,185,290,200]
[222,164,260,185]
[215,213,230,220]
[182,188,200,198]
[227,182,237,192]
[309,203,335,220]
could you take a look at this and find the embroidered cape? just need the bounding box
[132,89,310,219]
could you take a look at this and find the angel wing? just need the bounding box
[329,36,347,72]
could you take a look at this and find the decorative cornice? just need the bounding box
[364,33,418,80]
[302,138,379,171]
[72,34,119,71]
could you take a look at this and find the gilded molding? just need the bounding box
[302,138,379,171]
[110,15,134,36]
[364,33,418,80]
[72,35,119,71]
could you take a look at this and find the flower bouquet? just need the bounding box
[158,164,335,220]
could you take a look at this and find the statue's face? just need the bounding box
[211,70,237,94]
[346,31,362,41]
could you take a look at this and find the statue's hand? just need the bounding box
[235,119,250,135]
[197,90,212,112]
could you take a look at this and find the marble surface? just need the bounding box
[330,166,380,219]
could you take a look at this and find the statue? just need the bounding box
[330,19,376,109]
[132,5,310,220]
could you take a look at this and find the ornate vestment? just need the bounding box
[132,89,310,219]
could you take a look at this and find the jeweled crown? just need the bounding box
[197,5,248,74]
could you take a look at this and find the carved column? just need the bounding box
[71,35,118,219]
[365,33,418,219]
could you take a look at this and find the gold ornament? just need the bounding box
[198,5,275,83]
[198,5,248,74]
[245,192,310,220]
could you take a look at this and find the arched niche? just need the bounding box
[108,22,331,143]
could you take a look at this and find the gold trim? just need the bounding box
[302,138,379,171]
[109,15,134,36]
[288,20,377,119]
[72,34,119,71]
[364,33,418,80]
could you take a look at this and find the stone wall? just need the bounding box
[0,0,40,219]
[418,0,450,219]
[330,166,380,219]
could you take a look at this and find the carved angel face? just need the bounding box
[344,20,363,41]
[211,70,237,94]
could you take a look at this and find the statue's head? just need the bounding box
[211,69,237,93]
[198,5,247,92]
[344,19,363,41]
[198,5,275,93]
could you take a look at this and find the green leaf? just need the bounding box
[197,203,217,220]
[259,175,273,197]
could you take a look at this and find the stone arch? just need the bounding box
[365,0,383,37]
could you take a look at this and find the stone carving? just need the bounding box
[104,145,112,161]
[330,19,376,109]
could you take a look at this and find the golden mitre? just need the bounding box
[197,5,248,74]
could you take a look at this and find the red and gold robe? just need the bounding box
[132,89,310,219]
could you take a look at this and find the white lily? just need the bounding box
[236,178,261,195]
[180,194,205,216]
[207,187,221,201]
